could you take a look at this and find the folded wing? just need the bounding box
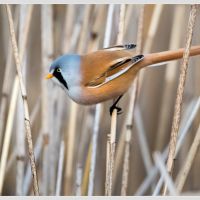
[86,54,144,88]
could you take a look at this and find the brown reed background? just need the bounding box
[0,4,200,196]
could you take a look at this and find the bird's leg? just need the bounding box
[109,95,123,115]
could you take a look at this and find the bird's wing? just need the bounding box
[103,43,137,51]
[85,55,144,88]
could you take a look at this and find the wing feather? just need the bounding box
[86,55,144,88]
[103,43,137,51]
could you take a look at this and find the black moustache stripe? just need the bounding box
[53,70,68,90]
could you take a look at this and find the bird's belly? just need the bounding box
[68,70,137,105]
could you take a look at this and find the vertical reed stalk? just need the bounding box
[88,104,102,195]
[16,4,29,195]
[0,4,33,195]
[5,4,39,195]
[155,5,185,151]
[163,4,198,195]
[138,4,164,92]
[121,5,144,196]
[23,131,43,195]
[64,5,92,195]
[41,4,53,195]
[0,7,19,150]
[106,4,126,196]
[56,140,65,196]
[103,4,115,196]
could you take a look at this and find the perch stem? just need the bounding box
[5,4,39,195]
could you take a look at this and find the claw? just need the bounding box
[110,105,122,116]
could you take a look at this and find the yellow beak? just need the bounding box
[45,73,54,79]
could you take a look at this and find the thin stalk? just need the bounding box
[88,4,113,196]
[152,176,164,196]
[155,5,185,151]
[135,97,200,195]
[87,104,102,195]
[16,4,29,195]
[82,142,92,195]
[5,97,41,184]
[153,152,178,195]
[75,164,83,196]
[175,122,200,192]
[135,106,153,173]
[107,4,126,196]
[0,4,33,194]
[138,4,164,93]
[121,5,144,196]
[62,5,75,52]
[143,5,164,53]
[103,4,115,196]
[163,5,198,195]
[107,109,117,195]
[78,6,104,197]
[23,131,43,195]
[41,4,53,195]
[56,140,65,196]
[64,5,92,195]
[0,7,19,149]
[113,5,143,189]
[0,80,18,194]
[75,109,93,195]
[5,4,39,195]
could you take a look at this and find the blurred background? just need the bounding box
[0,4,200,196]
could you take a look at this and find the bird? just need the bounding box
[46,43,200,114]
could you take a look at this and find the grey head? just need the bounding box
[49,54,81,90]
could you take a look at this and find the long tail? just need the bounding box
[141,45,200,67]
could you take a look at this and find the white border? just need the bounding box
[0,196,200,199]
[0,0,200,4]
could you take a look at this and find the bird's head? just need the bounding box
[45,54,81,90]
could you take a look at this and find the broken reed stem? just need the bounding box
[108,109,117,195]
[95,3,114,196]
[105,4,125,196]
[104,4,114,195]
[121,5,144,196]
[105,134,111,195]
[5,5,39,195]
[175,123,200,192]
[163,5,198,195]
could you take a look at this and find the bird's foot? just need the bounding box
[109,105,123,116]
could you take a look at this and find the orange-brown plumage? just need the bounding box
[46,44,200,105]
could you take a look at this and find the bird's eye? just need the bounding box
[57,68,61,72]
